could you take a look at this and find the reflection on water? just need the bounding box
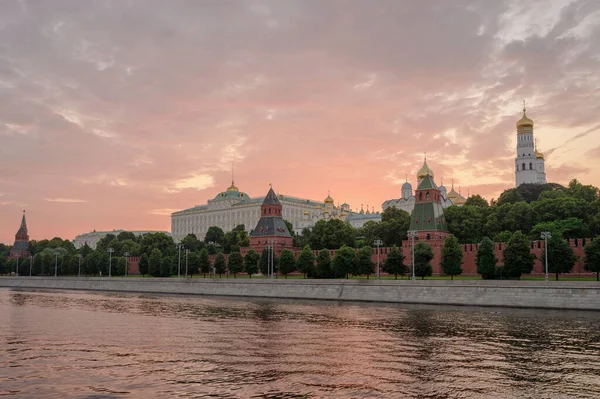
[1,288,600,398]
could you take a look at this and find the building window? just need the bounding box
[529,163,533,170]
[522,162,526,170]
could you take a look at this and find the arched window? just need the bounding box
[529,163,533,170]
[419,192,422,201]
[426,192,430,200]
[522,163,526,170]
[426,233,431,240]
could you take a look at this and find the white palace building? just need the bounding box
[170,180,381,242]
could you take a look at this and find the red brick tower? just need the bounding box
[9,210,30,259]
[249,187,293,254]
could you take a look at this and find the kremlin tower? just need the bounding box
[9,211,30,259]
[249,187,294,254]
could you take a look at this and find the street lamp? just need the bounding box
[541,231,552,281]
[124,252,130,277]
[29,255,34,277]
[78,254,83,277]
[374,239,383,280]
[408,230,418,281]
[177,244,184,278]
[185,249,190,278]
[107,248,114,277]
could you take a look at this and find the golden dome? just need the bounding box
[417,159,434,180]
[454,194,466,205]
[303,210,310,216]
[324,191,334,204]
[516,108,534,129]
[340,211,347,217]
[535,149,544,160]
[447,185,459,201]
[226,181,238,192]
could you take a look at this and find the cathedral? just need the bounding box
[515,105,546,186]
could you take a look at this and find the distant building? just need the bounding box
[170,179,379,242]
[248,187,294,254]
[9,211,30,259]
[515,104,546,186]
[72,230,171,249]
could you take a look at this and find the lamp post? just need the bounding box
[541,231,552,281]
[124,252,130,277]
[54,253,58,277]
[78,254,83,277]
[107,248,114,277]
[408,230,418,281]
[374,239,383,280]
[185,249,190,278]
[29,255,34,276]
[177,244,184,278]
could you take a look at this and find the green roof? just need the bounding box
[417,174,438,190]
[409,202,448,232]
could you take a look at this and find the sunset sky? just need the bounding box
[1,0,600,243]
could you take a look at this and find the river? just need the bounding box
[1,288,599,398]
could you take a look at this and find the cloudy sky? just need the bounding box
[1,0,599,243]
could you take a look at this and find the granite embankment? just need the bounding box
[1,277,599,310]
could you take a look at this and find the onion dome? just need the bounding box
[454,194,466,206]
[535,149,544,160]
[447,182,459,202]
[417,159,434,180]
[340,211,347,217]
[517,107,534,129]
[303,210,310,216]
[402,181,412,190]
[324,191,334,204]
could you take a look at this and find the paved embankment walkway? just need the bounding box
[1,277,599,311]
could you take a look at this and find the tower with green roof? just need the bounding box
[409,173,449,241]
[249,186,294,254]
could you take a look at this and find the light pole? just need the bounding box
[54,253,58,277]
[541,231,552,281]
[177,244,184,278]
[374,239,383,280]
[408,230,418,281]
[29,255,34,276]
[185,249,190,278]
[107,248,114,277]
[78,254,83,277]
[124,252,130,277]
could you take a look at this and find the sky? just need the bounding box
[1,0,600,243]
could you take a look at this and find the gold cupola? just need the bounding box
[324,191,334,205]
[534,139,544,160]
[517,104,534,129]
[417,157,434,180]
[226,181,239,192]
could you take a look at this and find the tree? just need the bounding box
[115,257,126,276]
[444,205,487,243]
[567,179,598,203]
[414,243,433,280]
[204,226,225,246]
[161,255,174,277]
[308,219,355,250]
[283,220,295,236]
[296,245,316,278]
[199,248,211,278]
[517,182,566,203]
[96,233,117,251]
[278,249,296,278]
[441,235,463,279]
[227,251,244,278]
[0,256,6,275]
[224,225,249,253]
[382,246,406,279]
[465,194,488,207]
[332,245,356,279]
[356,246,375,279]
[584,238,600,281]
[244,249,259,278]
[493,231,513,243]
[476,237,497,279]
[540,235,576,280]
[138,253,149,276]
[379,208,412,245]
[148,248,163,277]
[187,252,199,277]
[6,259,16,274]
[503,231,536,279]
[214,253,227,278]
[497,188,524,206]
[117,231,137,242]
[259,248,278,276]
[315,249,332,278]
[139,232,176,258]
[181,234,204,252]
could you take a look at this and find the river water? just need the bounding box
[1,288,599,398]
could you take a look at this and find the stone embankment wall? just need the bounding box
[1,277,599,311]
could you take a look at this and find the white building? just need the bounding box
[72,230,170,249]
[170,181,380,242]
[382,159,460,214]
[515,105,546,186]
